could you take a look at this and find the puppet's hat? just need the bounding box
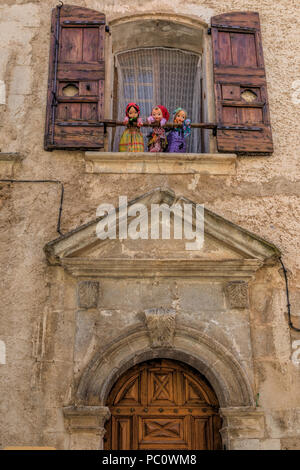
[157,105,170,122]
[126,102,140,115]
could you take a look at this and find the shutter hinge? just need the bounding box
[213,126,217,136]
[51,91,58,107]
[105,25,110,34]
[207,27,211,35]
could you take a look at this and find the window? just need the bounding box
[44,7,273,155]
[113,48,202,152]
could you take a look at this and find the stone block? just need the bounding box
[74,310,97,364]
[266,409,300,438]
[10,66,32,95]
[69,432,102,450]
[39,363,74,409]
[281,437,300,450]
[252,326,275,358]
[99,279,173,309]
[231,439,281,450]
[77,281,99,309]
[290,291,300,318]
[250,283,273,323]
[223,413,265,439]
[225,281,249,309]
[178,282,225,311]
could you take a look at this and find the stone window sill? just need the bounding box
[0,153,23,177]
[84,152,237,175]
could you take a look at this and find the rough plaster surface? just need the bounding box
[0,0,300,450]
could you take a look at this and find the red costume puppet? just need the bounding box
[147,105,169,152]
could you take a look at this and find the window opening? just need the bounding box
[113,47,202,153]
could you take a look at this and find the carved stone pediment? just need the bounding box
[144,308,176,348]
[44,187,280,279]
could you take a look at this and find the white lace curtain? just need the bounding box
[113,47,202,152]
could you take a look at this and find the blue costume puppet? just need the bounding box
[167,108,191,153]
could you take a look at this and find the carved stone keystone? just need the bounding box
[77,281,99,308]
[225,281,249,309]
[144,308,176,348]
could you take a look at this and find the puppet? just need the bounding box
[119,102,144,152]
[167,108,191,153]
[147,105,169,152]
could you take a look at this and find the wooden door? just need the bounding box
[104,359,222,450]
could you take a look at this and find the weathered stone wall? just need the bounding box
[0,0,300,450]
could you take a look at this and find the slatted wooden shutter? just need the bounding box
[44,5,106,150]
[211,12,273,155]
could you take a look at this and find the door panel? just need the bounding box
[111,416,133,450]
[138,416,189,449]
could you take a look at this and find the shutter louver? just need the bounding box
[211,12,273,155]
[44,5,106,150]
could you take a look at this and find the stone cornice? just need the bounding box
[84,152,237,175]
[61,257,263,280]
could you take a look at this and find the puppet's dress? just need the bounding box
[167,128,187,153]
[119,126,144,152]
[147,127,167,152]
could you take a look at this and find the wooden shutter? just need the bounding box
[211,12,273,155]
[44,5,106,150]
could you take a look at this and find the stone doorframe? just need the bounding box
[63,319,266,450]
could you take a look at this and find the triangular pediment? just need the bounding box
[44,187,280,278]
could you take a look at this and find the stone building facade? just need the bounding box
[0,0,300,450]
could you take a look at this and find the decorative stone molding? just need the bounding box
[63,405,110,432]
[61,258,263,280]
[219,407,266,450]
[76,324,254,408]
[144,308,176,348]
[225,281,249,309]
[63,406,110,450]
[84,152,237,175]
[0,153,23,177]
[77,281,99,308]
[44,188,281,269]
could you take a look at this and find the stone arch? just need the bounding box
[110,13,208,55]
[76,324,254,408]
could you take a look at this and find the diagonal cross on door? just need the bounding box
[152,374,171,400]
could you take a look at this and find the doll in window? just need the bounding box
[119,102,144,152]
[167,108,191,153]
[147,105,169,152]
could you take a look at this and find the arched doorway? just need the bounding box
[104,359,222,450]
